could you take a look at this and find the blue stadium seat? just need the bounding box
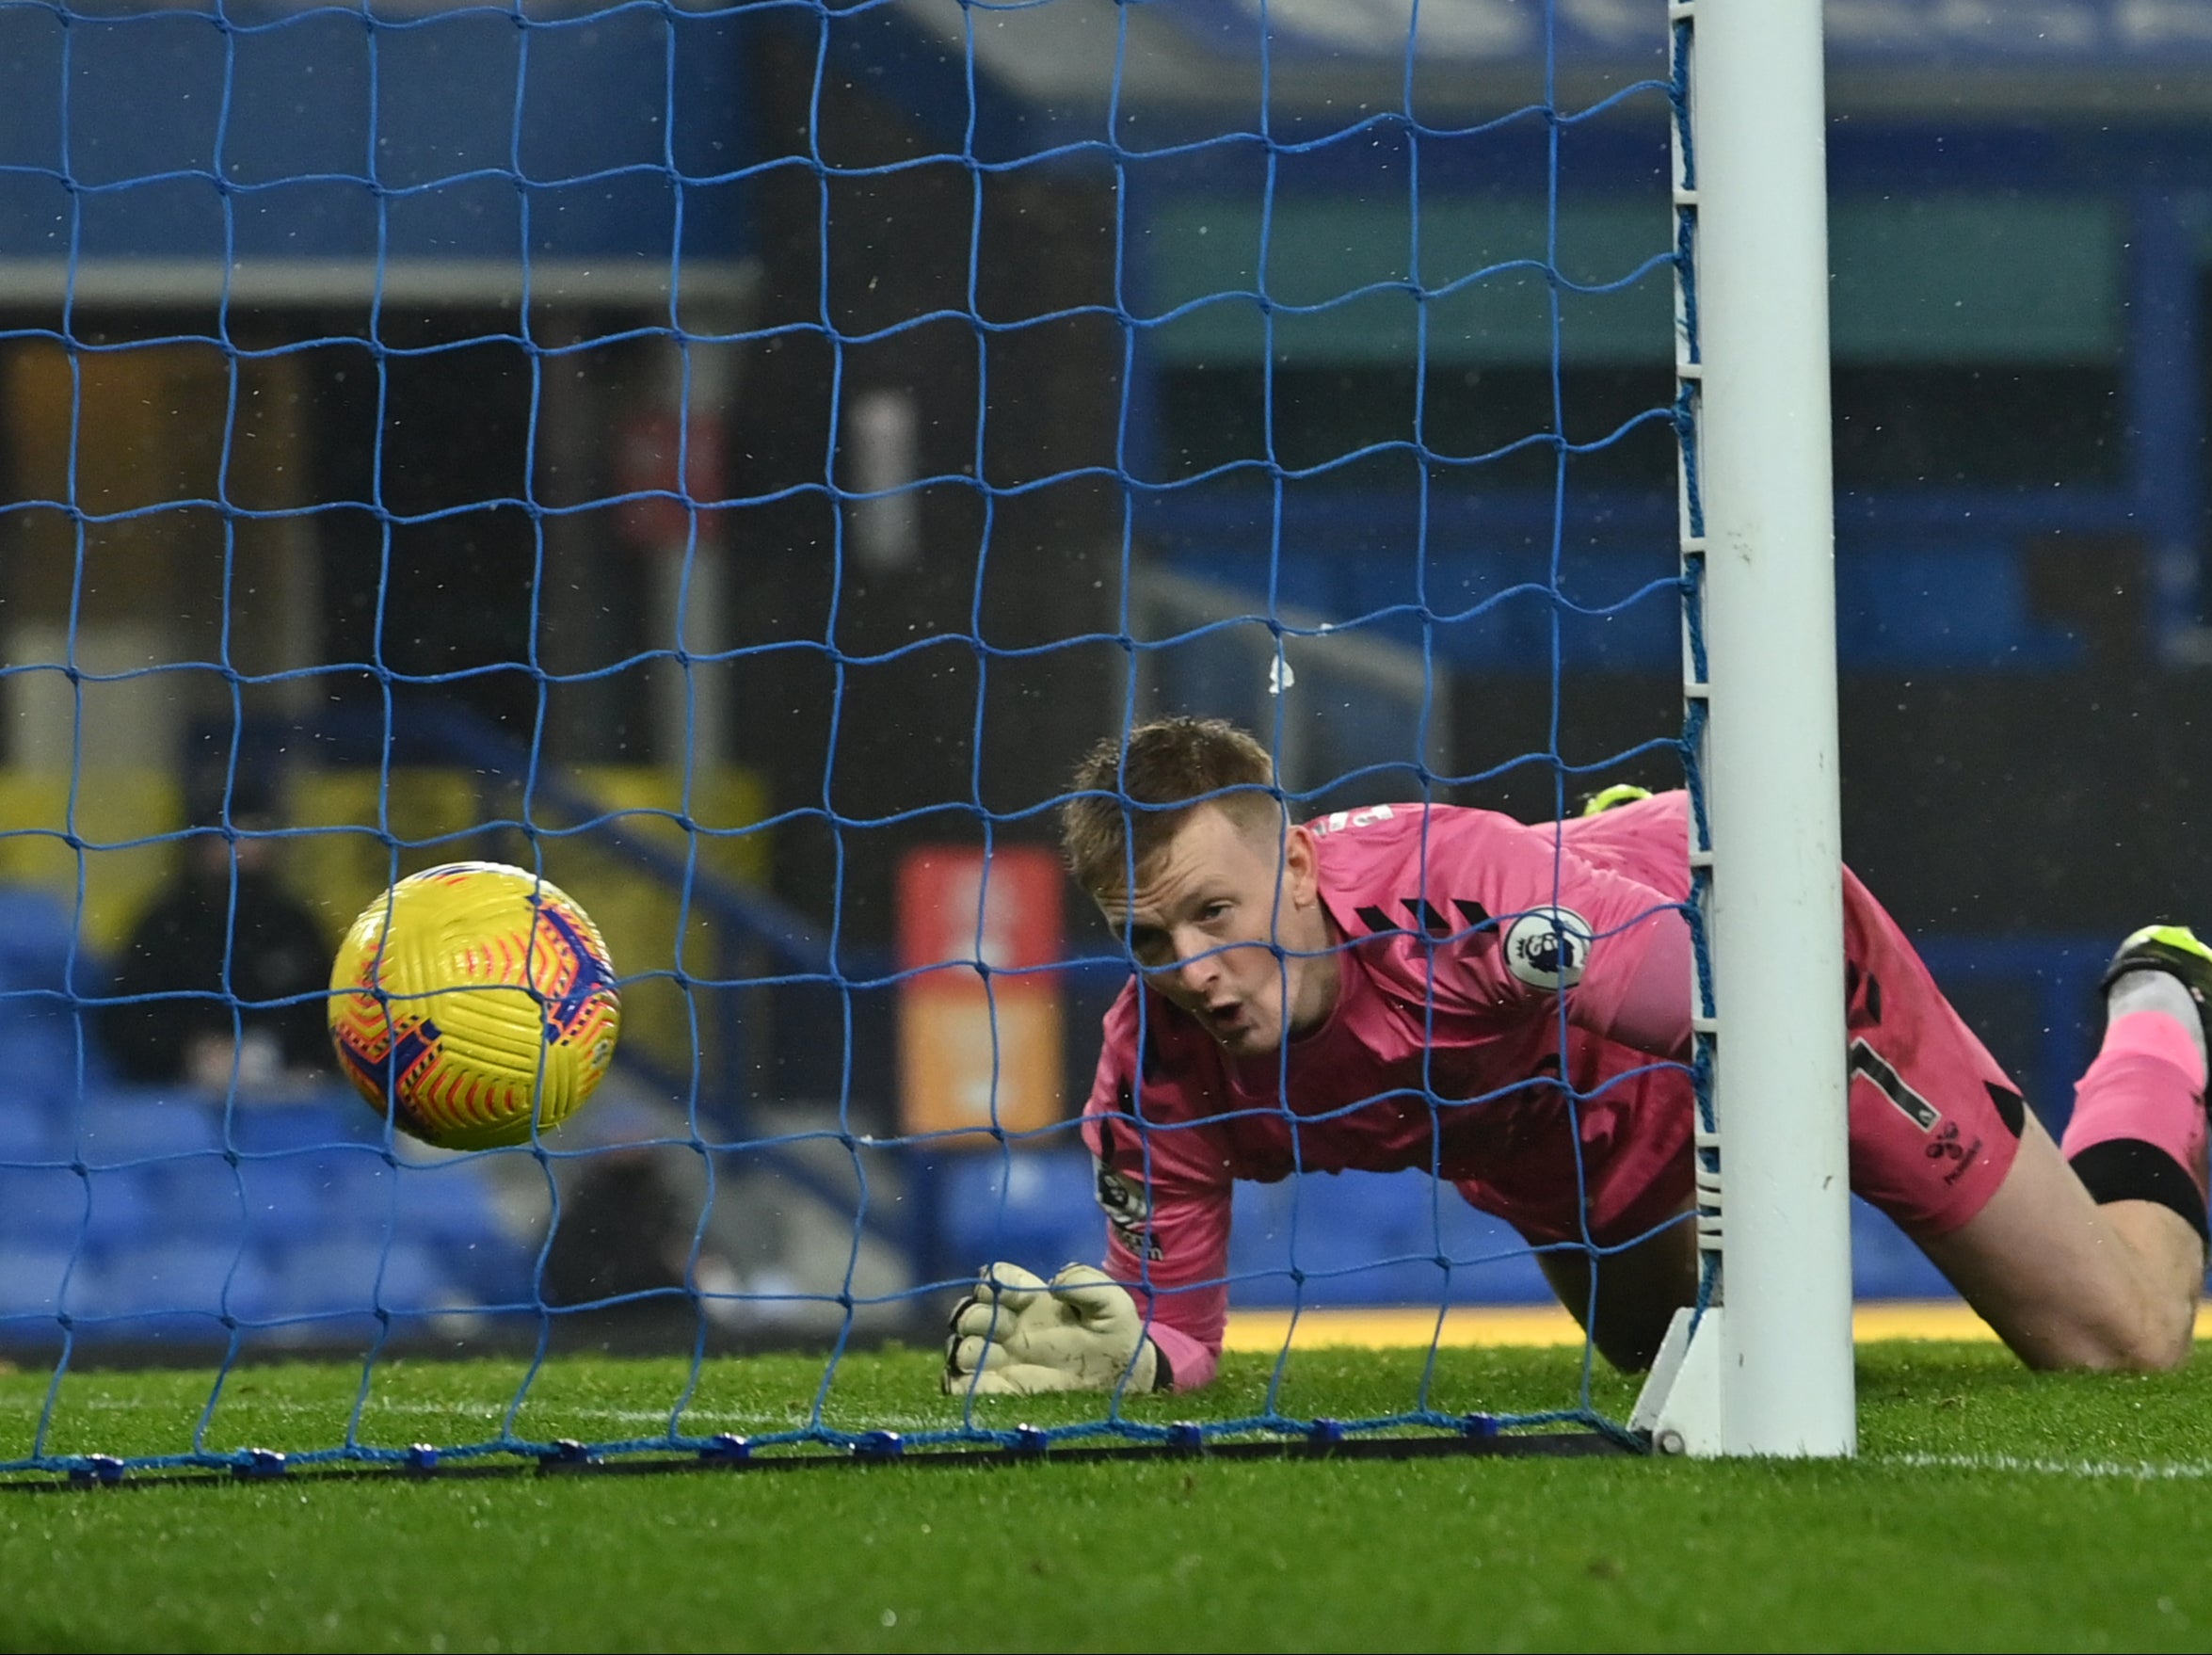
[0,1165,89,1241]
[79,1164,178,1249]
[0,888,110,1117]
[440,1235,539,1306]
[0,1105,67,1163]
[232,1147,399,1243]
[136,1155,256,1252]
[0,1015,88,1114]
[230,1153,325,1234]
[937,1153,1565,1307]
[262,1236,461,1319]
[0,1060,538,1347]
[0,1245,74,1321]
[0,887,93,995]
[1233,1179,1961,1306]
[76,1091,226,1163]
[1849,1196,1957,1299]
[302,1147,401,1215]
[389,1162,517,1248]
[227,1095,384,1154]
[1230,1171,1558,1308]
[935,1150,1100,1272]
[72,1239,277,1332]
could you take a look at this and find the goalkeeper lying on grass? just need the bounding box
[946,715,2212,1395]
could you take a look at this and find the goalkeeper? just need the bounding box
[946,715,2212,1394]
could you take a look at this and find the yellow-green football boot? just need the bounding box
[1579,783,1654,818]
[2100,924,2212,1043]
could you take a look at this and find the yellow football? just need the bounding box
[328,862,621,1150]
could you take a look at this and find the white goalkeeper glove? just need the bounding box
[941,1262,1165,1395]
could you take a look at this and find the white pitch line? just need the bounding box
[1874,1452,2212,1482]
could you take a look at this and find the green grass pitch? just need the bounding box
[4,1342,2211,1651]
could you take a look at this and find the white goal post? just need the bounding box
[1632,0,1857,1457]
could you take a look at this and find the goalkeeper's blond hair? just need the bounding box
[1060,717,1284,897]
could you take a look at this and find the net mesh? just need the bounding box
[0,0,1696,1473]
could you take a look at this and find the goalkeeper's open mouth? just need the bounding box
[1203,996,1290,1056]
[1204,1000,1248,1037]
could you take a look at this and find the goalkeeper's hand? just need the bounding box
[942,1262,1164,1395]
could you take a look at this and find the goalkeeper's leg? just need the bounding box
[1916,928,2207,1372]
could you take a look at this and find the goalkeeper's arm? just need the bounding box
[942,1263,1171,1395]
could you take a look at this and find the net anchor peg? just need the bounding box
[1672,186,1700,208]
[699,1434,751,1466]
[1627,1306,1724,1455]
[1667,0,1696,17]
[69,1455,124,1487]
[854,1432,905,1462]
[232,1448,287,1481]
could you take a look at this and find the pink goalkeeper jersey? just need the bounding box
[1080,791,1700,1390]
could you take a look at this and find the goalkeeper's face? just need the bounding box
[1095,804,1338,1058]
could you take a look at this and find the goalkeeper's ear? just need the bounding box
[1282,822,1323,916]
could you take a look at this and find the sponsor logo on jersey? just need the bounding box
[1314,804,1395,837]
[1503,906,1593,989]
[1094,1160,1164,1261]
[1922,1119,1983,1186]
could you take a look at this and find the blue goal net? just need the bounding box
[0,0,1697,1476]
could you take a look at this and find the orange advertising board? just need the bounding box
[896,844,1065,1144]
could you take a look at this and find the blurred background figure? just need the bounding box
[100,720,330,1095]
[540,1137,707,1335]
[537,1099,763,1347]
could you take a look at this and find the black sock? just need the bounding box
[2070,1138,2209,1243]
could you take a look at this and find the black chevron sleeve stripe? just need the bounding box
[1404,898,1451,937]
